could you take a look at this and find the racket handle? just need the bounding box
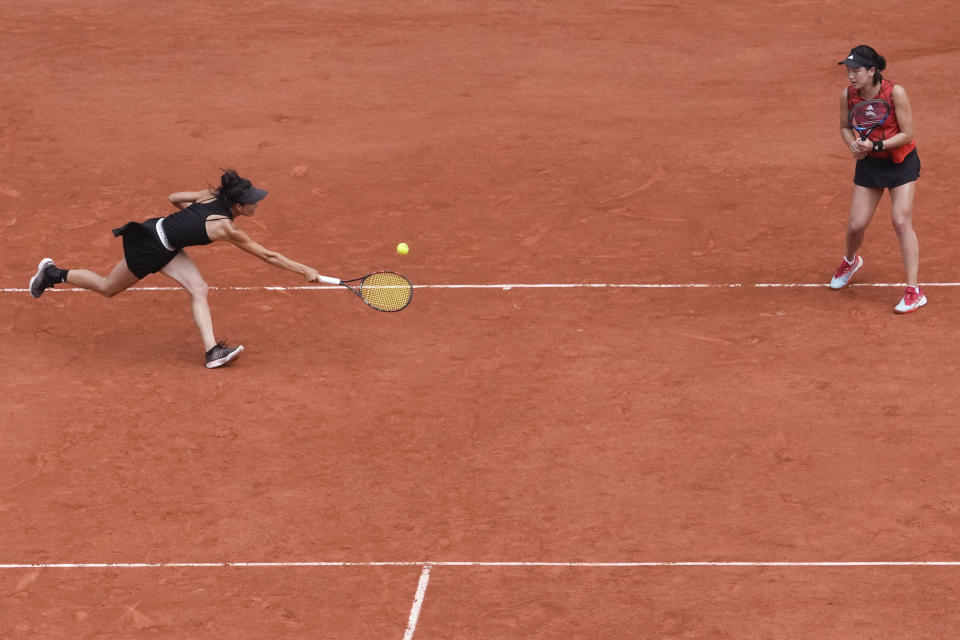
[318,275,341,285]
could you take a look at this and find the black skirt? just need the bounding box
[112,218,180,279]
[854,148,921,189]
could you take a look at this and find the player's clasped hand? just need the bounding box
[850,139,870,159]
[304,267,321,283]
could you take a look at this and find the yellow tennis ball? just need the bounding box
[396,242,409,255]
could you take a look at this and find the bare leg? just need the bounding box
[66,259,140,297]
[889,181,919,288]
[160,251,217,350]
[845,185,884,260]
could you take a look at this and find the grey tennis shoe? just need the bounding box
[29,258,57,298]
[205,341,244,368]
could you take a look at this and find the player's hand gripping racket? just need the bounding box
[317,271,413,312]
[849,99,891,141]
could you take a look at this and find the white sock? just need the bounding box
[844,255,856,265]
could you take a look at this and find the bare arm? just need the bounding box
[207,219,321,283]
[169,189,215,210]
[882,84,915,150]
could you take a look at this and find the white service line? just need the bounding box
[403,565,432,640]
[5,282,960,294]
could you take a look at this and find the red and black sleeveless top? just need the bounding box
[847,79,916,163]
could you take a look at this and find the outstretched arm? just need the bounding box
[207,220,321,283]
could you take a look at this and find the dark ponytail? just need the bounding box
[214,169,253,205]
[851,44,886,84]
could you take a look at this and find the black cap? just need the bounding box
[237,185,268,204]
[838,50,876,69]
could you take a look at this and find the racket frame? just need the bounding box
[849,98,891,141]
[318,271,413,312]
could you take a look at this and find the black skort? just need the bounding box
[112,218,180,279]
[854,148,920,189]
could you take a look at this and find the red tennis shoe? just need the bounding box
[830,255,863,290]
[894,286,927,314]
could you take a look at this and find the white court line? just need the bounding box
[403,565,432,640]
[4,282,960,294]
[2,561,960,568]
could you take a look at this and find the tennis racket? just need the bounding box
[849,99,891,141]
[318,271,412,312]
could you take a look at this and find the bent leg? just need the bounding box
[160,250,217,350]
[66,260,140,297]
[889,181,919,288]
[845,185,884,260]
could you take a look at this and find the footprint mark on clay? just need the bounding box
[12,570,40,597]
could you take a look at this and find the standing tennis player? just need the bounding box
[830,45,924,313]
[29,169,323,368]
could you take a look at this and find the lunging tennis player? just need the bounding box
[29,169,323,368]
[830,45,924,313]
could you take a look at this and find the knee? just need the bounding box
[185,279,210,300]
[101,281,125,298]
[847,222,868,236]
[891,211,914,237]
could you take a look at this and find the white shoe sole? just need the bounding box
[206,344,244,369]
[29,258,55,298]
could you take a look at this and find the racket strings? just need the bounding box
[850,101,890,128]
[360,272,413,312]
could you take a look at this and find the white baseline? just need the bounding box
[2,561,960,569]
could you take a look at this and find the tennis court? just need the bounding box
[3,1,960,637]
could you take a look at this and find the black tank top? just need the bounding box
[162,198,233,250]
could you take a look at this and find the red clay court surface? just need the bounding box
[3,1,960,638]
